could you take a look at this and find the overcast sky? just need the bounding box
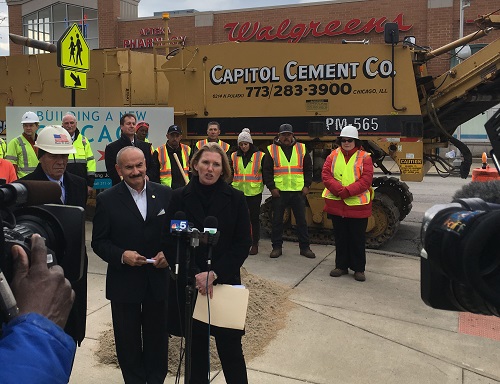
[0,0,328,56]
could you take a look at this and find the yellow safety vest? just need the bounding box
[267,142,306,191]
[144,138,154,154]
[195,139,230,153]
[322,148,373,205]
[231,151,264,196]
[69,134,96,176]
[157,143,191,186]
[5,135,38,178]
[0,138,6,159]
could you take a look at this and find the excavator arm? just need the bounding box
[415,14,500,178]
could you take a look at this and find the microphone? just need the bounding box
[170,211,189,234]
[203,216,219,245]
[2,181,62,206]
[203,216,218,270]
[453,180,500,204]
[171,211,187,277]
[188,222,200,248]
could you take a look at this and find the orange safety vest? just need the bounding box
[195,139,230,153]
[157,143,191,186]
[231,151,264,196]
[267,142,306,191]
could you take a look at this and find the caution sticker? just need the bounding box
[400,159,423,164]
[399,158,423,175]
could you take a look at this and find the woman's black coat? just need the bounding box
[163,177,251,335]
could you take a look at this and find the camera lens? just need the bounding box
[422,204,500,316]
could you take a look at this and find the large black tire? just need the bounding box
[366,191,400,249]
[260,193,401,248]
[260,196,274,236]
[372,176,413,221]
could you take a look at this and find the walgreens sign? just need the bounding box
[224,13,412,43]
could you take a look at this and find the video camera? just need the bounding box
[0,180,86,323]
[420,109,500,317]
[420,197,500,317]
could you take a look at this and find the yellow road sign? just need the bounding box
[57,24,90,72]
[61,69,87,90]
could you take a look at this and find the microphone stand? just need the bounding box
[184,228,199,384]
[202,231,220,384]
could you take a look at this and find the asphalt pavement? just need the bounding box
[69,220,500,384]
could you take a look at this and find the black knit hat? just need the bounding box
[279,123,293,133]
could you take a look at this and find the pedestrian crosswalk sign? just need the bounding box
[57,24,90,72]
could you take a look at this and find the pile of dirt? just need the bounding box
[95,268,294,373]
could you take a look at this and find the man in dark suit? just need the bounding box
[104,113,159,185]
[92,146,172,384]
[20,125,88,346]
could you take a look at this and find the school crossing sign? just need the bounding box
[57,24,90,90]
[58,24,89,71]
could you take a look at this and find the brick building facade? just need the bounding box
[7,0,500,76]
[119,0,500,76]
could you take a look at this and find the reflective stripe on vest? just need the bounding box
[0,139,6,158]
[322,148,372,205]
[267,143,305,191]
[157,144,191,186]
[196,139,230,153]
[231,151,264,196]
[16,136,37,176]
[69,134,96,175]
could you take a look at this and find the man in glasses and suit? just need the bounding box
[262,123,315,259]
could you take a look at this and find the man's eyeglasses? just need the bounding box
[340,138,354,143]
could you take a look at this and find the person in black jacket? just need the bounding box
[20,125,88,346]
[92,146,172,384]
[262,123,316,259]
[163,142,251,384]
[104,113,159,185]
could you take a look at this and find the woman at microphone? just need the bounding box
[163,142,251,384]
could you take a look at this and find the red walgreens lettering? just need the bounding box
[224,13,412,43]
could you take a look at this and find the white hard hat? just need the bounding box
[35,125,76,154]
[339,125,359,139]
[21,111,40,124]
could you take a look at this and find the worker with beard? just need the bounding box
[262,123,316,259]
[156,124,192,189]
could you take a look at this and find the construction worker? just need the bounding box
[262,123,316,259]
[135,121,155,160]
[0,157,17,183]
[156,124,191,189]
[322,125,374,282]
[135,121,151,143]
[0,137,7,158]
[5,111,40,178]
[193,121,230,154]
[231,128,265,255]
[62,113,96,195]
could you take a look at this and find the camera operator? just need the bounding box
[0,234,76,384]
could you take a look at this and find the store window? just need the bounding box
[22,3,99,54]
